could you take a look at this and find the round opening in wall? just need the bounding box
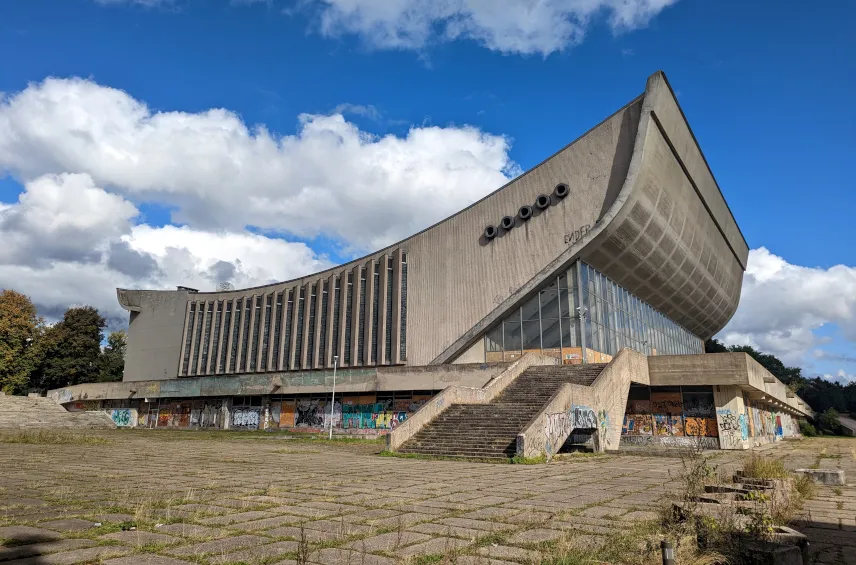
[484,225,497,239]
[500,215,515,230]
[518,205,533,221]
[554,183,570,198]
[535,194,551,209]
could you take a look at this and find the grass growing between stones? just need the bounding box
[0,430,110,445]
[740,453,789,479]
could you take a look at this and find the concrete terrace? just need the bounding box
[0,431,854,564]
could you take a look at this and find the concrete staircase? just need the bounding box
[0,393,115,430]
[397,363,607,460]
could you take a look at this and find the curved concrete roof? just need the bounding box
[118,71,748,380]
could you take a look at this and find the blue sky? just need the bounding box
[0,0,854,381]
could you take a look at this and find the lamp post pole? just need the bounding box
[329,356,339,440]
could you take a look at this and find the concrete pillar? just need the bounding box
[222,397,233,430]
[713,385,749,450]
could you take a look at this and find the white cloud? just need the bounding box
[821,369,856,385]
[313,0,679,56]
[720,247,856,365]
[0,174,331,323]
[0,77,517,252]
[0,173,138,267]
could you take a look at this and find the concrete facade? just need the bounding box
[41,71,815,450]
[115,70,747,384]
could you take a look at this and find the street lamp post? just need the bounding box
[329,355,339,440]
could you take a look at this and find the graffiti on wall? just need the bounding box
[775,415,783,438]
[623,414,653,435]
[111,409,132,427]
[683,394,716,418]
[295,399,325,427]
[232,408,261,430]
[651,392,683,415]
[572,405,597,429]
[684,417,718,438]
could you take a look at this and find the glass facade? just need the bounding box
[485,261,703,364]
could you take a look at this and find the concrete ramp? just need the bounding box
[0,393,116,430]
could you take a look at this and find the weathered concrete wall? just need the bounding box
[648,353,811,418]
[388,353,557,451]
[48,363,506,404]
[119,289,191,382]
[516,348,649,459]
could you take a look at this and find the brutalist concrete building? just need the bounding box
[49,72,813,455]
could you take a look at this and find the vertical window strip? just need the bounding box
[200,302,214,374]
[295,290,305,368]
[219,301,232,372]
[182,304,196,375]
[357,270,366,364]
[261,294,272,370]
[190,302,205,376]
[400,254,407,361]
[371,265,380,363]
[319,281,329,367]
[283,290,294,369]
[249,296,262,371]
[344,274,353,364]
[385,258,393,363]
[272,292,283,370]
[239,299,251,371]
[209,301,222,374]
[229,299,242,371]
[307,284,317,367]
[332,278,341,363]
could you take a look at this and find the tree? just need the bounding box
[704,338,729,353]
[99,330,127,382]
[34,306,106,390]
[0,290,43,394]
[726,344,803,385]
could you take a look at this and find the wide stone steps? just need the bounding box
[398,363,607,459]
[0,393,116,430]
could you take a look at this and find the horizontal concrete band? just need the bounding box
[47,363,508,404]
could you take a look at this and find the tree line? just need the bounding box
[0,289,126,394]
[706,338,856,431]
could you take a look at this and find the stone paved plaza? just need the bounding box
[1,431,854,564]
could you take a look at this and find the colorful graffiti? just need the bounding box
[684,417,718,438]
[775,415,783,438]
[651,392,683,415]
[111,409,132,427]
[623,414,653,435]
[572,405,597,429]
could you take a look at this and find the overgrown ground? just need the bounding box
[0,430,853,564]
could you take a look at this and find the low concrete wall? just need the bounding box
[48,363,507,405]
[516,348,649,459]
[387,353,558,452]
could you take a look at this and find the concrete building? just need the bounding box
[48,71,812,454]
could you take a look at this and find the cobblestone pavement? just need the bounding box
[0,431,854,564]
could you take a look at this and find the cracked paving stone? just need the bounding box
[3,545,129,565]
[341,531,431,552]
[310,548,397,565]
[199,510,275,525]
[103,530,178,546]
[506,528,564,545]
[168,534,269,556]
[397,536,472,556]
[209,541,299,564]
[37,519,97,532]
[0,539,95,561]
[155,523,224,538]
[477,544,542,562]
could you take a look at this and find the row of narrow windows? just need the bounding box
[180,253,408,376]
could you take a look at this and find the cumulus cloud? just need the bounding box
[822,370,856,386]
[0,173,138,267]
[312,0,680,55]
[0,172,332,322]
[720,247,856,365]
[0,77,517,251]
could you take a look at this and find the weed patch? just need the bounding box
[0,430,110,445]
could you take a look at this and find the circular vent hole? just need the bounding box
[484,225,497,239]
[500,216,515,230]
[554,183,570,198]
[535,194,551,209]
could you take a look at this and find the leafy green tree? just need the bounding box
[99,330,127,382]
[818,408,842,435]
[0,290,43,394]
[704,338,729,353]
[34,306,106,390]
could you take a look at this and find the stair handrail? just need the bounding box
[387,352,558,452]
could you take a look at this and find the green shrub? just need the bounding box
[799,420,817,437]
[818,408,843,435]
